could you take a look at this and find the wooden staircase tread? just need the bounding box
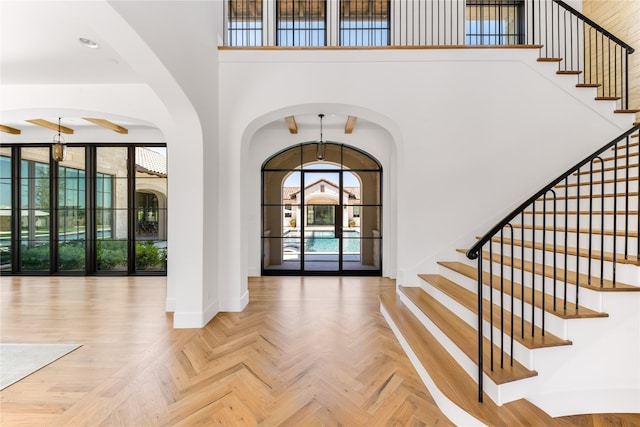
[574,162,639,175]
[438,261,608,319]
[511,223,639,239]
[614,109,640,114]
[398,285,538,385]
[472,249,640,292]
[557,70,582,75]
[537,191,639,201]
[595,96,621,101]
[576,83,601,88]
[554,176,638,188]
[379,292,564,427]
[486,237,640,266]
[613,141,639,150]
[524,210,639,215]
[537,57,563,62]
[418,274,572,349]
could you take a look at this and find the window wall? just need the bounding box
[0,144,167,275]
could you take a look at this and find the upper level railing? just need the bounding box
[224,0,635,111]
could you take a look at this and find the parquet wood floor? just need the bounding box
[0,276,638,426]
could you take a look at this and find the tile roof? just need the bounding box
[135,147,167,177]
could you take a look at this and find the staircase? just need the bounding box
[382,124,640,424]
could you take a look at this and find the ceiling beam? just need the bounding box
[285,116,298,134]
[83,118,129,134]
[344,115,357,134]
[0,124,21,134]
[26,119,74,134]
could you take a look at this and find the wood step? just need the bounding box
[438,261,607,319]
[486,237,640,267]
[418,274,572,349]
[554,176,638,189]
[598,151,639,162]
[537,191,639,200]
[576,83,601,88]
[614,109,640,114]
[613,141,639,150]
[399,286,538,385]
[379,292,566,427]
[470,249,640,292]
[595,96,621,101]
[524,209,638,217]
[524,210,638,215]
[574,162,639,175]
[537,57,563,62]
[556,70,582,75]
[511,223,638,239]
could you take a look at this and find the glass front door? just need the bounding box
[302,171,340,272]
[262,143,382,276]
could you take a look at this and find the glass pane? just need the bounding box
[227,0,263,46]
[96,147,128,233]
[58,147,86,271]
[97,239,127,271]
[20,148,50,272]
[277,0,326,46]
[265,170,298,205]
[0,150,12,271]
[264,145,301,170]
[465,3,522,45]
[21,240,50,271]
[96,147,128,271]
[354,170,380,205]
[59,241,85,271]
[343,145,380,170]
[263,237,301,271]
[340,0,389,47]
[135,147,167,272]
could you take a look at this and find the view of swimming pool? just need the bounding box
[284,230,360,254]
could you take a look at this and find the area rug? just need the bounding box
[0,343,81,390]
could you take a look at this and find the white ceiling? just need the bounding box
[0,1,373,141]
[1,1,140,85]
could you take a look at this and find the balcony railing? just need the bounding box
[223,0,635,111]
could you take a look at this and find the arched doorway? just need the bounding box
[262,142,381,275]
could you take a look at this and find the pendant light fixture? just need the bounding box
[316,113,325,161]
[52,117,66,162]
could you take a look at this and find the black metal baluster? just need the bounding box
[489,241,494,371]
[564,176,568,310]
[521,211,525,339]
[600,158,605,286]
[613,139,618,285]
[531,198,536,337]
[500,228,505,368]
[477,255,484,402]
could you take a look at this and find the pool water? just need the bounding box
[284,230,360,253]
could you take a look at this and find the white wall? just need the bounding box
[219,47,635,290]
[105,0,223,326]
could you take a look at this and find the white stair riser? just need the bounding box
[418,281,536,370]
[438,264,570,339]
[398,291,534,405]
